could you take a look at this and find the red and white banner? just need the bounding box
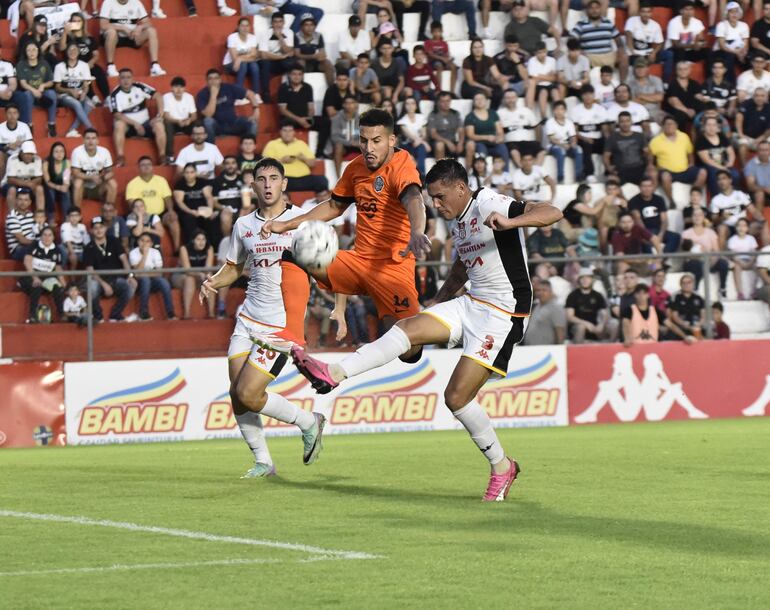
[567,339,770,424]
[0,361,65,448]
[63,346,569,445]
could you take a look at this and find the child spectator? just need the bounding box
[557,38,591,99]
[60,207,90,269]
[486,155,514,197]
[513,152,555,202]
[649,268,670,312]
[467,155,489,191]
[727,217,758,300]
[349,53,381,105]
[31,210,48,239]
[711,302,731,339]
[404,46,438,101]
[593,66,619,107]
[682,186,706,229]
[569,85,608,184]
[20,226,65,324]
[546,101,583,183]
[63,283,88,327]
[126,198,164,250]
[526,42,560,118]
[162,77,198,162]
[424,21,458,94]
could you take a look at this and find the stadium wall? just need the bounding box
[2,341,769,448]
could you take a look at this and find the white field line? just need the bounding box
[0,558,286,577]
[0,510,381,561]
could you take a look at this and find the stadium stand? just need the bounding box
[1,0,770,361]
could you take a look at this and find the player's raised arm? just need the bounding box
[484,201,563,231]
[399,183,432,260]
[259,197,350,239]
[199,259,244,305]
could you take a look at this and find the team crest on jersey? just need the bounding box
[457,221,466,239]
[374,176,385,192]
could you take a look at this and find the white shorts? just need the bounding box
[228,315,289,379]
[420,295,529,378]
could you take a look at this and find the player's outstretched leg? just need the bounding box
[292,315,450,394]
[445,357,520,502]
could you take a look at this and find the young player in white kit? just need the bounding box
[200,158,326,478]
[291,159,562,501]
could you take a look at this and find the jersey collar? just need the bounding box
[457,188,482,222]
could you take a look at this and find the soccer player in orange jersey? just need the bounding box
[261,108,431,361]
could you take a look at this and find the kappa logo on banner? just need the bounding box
[78,368,189,436]
[743,374,770,417]
[331,359,438,425]
[478,353,562,419]
[205,370,312,431]
[572,352,708,424]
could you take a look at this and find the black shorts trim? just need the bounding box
[492,316,526,373]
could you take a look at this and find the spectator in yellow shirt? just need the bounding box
[125,156,181,250]
[649,115,706,205]
[261,121,330,197]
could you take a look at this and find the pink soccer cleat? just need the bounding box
[482,458,520,502]
[290,346,339,395]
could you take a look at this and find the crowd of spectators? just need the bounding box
[3,0,770,344]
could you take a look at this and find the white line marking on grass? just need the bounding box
[0,558,287,577]
[0,510,380,561]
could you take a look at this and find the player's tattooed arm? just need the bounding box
[260,198,351,239]
[400,184,432,259]
[485,202,563,231]
[430,257,468,306]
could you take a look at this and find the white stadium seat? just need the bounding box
[303,72,328,103]
[403,12,421,42]
[724,301,770,335]
[441,13,470,41]
[484,11,507,40]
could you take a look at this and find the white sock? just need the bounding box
[453,401,505,466]
[260,393,315,431]
[234,411,272,464]
[152,0,160,9]
[339,325,411,378]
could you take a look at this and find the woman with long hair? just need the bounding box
[60,12,109,103]
[396,95,430,177]
[224,17,261,97]
[174,230,215,319]
[53,43,94,138]
[17,42,58,137]
[463,91,507,169]
[43,141,72,218]
[461,38,503,106]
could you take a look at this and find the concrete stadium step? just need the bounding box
[0,318,233,360]
[0,286,246,324]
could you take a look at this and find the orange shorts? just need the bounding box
[318,250,419,320]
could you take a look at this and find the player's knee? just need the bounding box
[444,387,470,412]
[234,382,267,412]
[398,346,423,364]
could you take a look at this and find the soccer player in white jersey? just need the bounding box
[200,158,326,478]
[291,159,563,501]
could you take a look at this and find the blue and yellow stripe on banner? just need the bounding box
[88,368,186,407]
[344,359,436,396]
[483,354,557,390]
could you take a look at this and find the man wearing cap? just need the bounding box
[240,0,323,34]
[294,14,334,85]
[277,63,315,130]
[565,268,613,344]
[627,57,664,123]
[338,15,372,71]
[17,15,60,69]
[83,216,137,323]
[503,1,555,57]
[71,128,118,209]
[712,2,749,75]
[3,140,44,212]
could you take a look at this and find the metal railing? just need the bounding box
[0,249,763,360]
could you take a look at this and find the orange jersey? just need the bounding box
[332,148,421,261]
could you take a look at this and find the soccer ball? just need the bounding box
[291,220,339,270]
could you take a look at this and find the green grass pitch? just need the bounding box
[2,418,770,609]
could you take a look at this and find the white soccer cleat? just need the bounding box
[107,64,119,77]
[150,63,167,76]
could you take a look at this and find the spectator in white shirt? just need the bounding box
[338,15,372,70]
[224,18,261,97]
[54,43,95,138]
[71,129,118,208]
[396,96,430,177]
[4,140,44,212]
[129,232,177,320]
[497,90,543,169]
[0,104,32,181]
[727,217,759,299]
[525,42,560,119]
[710,169,761,248]
[175,123,224,180]
[60,206,90,269]
[99,0,166,78]
[736,54,770,102]
[546,100,584,183]
[513,152,555,202]
[713,2,750,75]
[63,283,88,327]
[162,76,198,162]
[625,3,664,63]
[663,2,707,80]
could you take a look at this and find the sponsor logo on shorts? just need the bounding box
[374,175,384,192]
[482,335,495,350]
[476,349,489,360]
